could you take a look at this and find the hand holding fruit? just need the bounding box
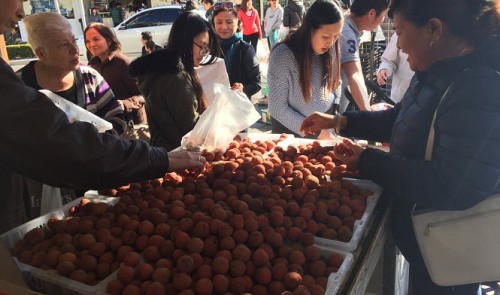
[231,83,243,91]
[333,138,365,170]
[167,150,206,172]
[300,112,335,136]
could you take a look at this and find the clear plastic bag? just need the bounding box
[39,89,113,133]
[181,83,260,152]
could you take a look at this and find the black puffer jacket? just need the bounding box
[220,39,261,98]
[129,49,200,151]
[283,0,305,29]
[342,37,500,269]
[0,59,169,233]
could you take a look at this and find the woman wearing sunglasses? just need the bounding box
[213,2,261,99]
[268,0,343,138]
[129,12,221,151]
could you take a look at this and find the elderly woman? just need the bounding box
[85,23,147,125]
[16,12,127,215]
[301,0,500,293]
[19,12,126,134]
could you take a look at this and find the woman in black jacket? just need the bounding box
[301,0,500,293]
[212,2,261,99]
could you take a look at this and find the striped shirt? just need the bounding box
[18,62,126,133]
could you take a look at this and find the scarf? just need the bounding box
[220,33,243,77]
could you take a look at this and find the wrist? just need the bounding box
[334,115,342,134]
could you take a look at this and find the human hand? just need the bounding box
[231,83,244,91]
[333,138,365,170]
[167,150,206,172]
[122,96,145,112]
[376,69,388,85]
[300,112,335,136]
[317,129,335,140]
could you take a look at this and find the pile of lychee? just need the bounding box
[9,134,373,295]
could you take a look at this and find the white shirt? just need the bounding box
[376,33,414,103]
[264,5,284,36]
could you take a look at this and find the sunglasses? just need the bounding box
[214,1,235,10]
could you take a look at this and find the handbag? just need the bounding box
[411,68,500,286]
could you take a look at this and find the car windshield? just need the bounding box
[124,8,181,28]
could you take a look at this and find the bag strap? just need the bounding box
[425,68,471,161]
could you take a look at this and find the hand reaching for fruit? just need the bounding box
[333,138,365,170]
[167,150,206,172]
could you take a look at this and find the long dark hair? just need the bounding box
[84,22,121,52]
[165,12,222,112]
[284,0,343,102]
[240,0,252,13]
[388,0,500,48]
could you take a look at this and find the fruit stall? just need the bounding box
[0,133,399,295]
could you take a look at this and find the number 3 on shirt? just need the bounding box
[347,40,356,53]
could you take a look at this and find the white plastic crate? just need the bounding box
[238,132,294,142]
[0,195,118,295]
[314,178,383,252]
[316,246,354,295]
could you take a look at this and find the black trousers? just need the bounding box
[243,33,259,53]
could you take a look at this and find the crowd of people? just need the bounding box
[1,0,500,294]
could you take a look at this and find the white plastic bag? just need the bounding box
[196,58,231,106]
[39,89,113,133]
[181,83,260,151]
[40,184,62,215]
[256,39,269,63]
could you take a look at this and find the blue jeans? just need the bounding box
[267,29,280,50]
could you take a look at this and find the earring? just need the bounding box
[429,41,434,48]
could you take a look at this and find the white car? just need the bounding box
[113,5,183,57]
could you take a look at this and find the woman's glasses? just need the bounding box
[193,41,211,57]
[213,2,235,10]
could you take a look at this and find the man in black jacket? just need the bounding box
[0,0,205,233]
[283,0,305,35]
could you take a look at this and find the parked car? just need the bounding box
[113,5,183,57]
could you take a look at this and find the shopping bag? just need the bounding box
[39,89,113,133]
[412,194,500,286]
[195,58,230,106]
[40,184,63,215]
[181,83,260,151]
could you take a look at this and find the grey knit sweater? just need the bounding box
[268,43,341,135]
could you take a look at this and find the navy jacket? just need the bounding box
[220,39,261,98]
[342,37,500,269]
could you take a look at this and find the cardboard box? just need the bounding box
[0,242,42,295]
[0,280,43,295]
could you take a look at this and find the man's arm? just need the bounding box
[342,61,371,110]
